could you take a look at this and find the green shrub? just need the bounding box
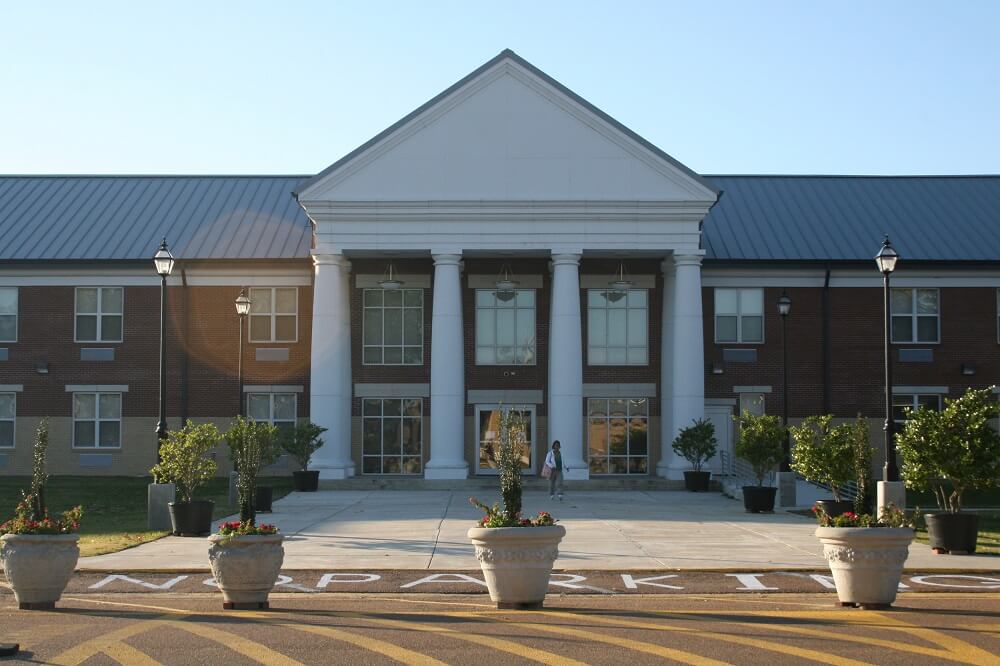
[279,422,327,471]
[851,415,875,515]
[671,418,717,473]
[789,415,854,501]
[150,421,221,503]
[734,411,785,487]
[225,416,280,524]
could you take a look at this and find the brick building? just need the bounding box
[1,50,998,480]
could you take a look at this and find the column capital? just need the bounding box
[672,252,705,268]
[313,253,351,270]
[431,253,463,266]
[550,252,582,266]
[660,257,676,275]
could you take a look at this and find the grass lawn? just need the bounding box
[1,476,295,557]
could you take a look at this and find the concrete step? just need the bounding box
[317,477,693,491]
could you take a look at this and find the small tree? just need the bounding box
[29,418,50,520]
[279,422,327,471]
[896,386,1000,513]
[789,415,854,501]
[497,408,527,524]
[851,415,875,515]
[225,416,279,525]
[671,418,717,472]
[150,421,221,504]
[734,411,785,487]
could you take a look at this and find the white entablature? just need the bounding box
[297,50,718,255]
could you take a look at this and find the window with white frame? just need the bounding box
[892,393,942,426]
[75,287,123,342]
[0,393,14,448]
[362,398,423,474]
[739,392,766,416]
[362,289,423,365]
[247,393,297,433]
[891,288,939,343]
[0,287,16,342]
[715,288,763,343]
[249,287,297,343]
[73,392,121,448]
[587,398,648,474]
[587,289,648,365]
[475,289,536,365]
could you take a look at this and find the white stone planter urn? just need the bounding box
[207,534,284,609]
[815,526,914,608]
[1,534,79,609]
[467,525,566,609]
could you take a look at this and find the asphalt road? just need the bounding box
[2,592,999,665]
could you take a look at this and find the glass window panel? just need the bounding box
[382,399,401,416]
[402,308,421,345]
[588,309,606,345]
[627,309,646,346]
[741,315,763,343]
[363,347,382,364]
[74,393,95,419]
[403,399,422,417]
[363,310,382,345]
[891,289,912,314]
[917,395,941,411]
[101,315,122,341]
[516,310,534,347]
[606,347,627,364]
[364,425,382,457]
[891,316,912,342]
[476,290,494,307]
[0,288,16,314]
[275,315,296,341]
[248,395,271,420]
[99,394,121,419]
[496,346,515,364]
[588,419,608,455]
[589,457,609,474]
[363,399,381,416]
[588,290,606,307]
[99,421,120,447]
[476,309,495,345]
[75,422,95,447]
[249,288,271,313]
[404,289,422,307]
[496,310,515,345]
[76,315,97,341]
[383,347,402,364]
[383,457,401,474]
[476,347,496,364]
[740,393,766,416]
[0,422,13,448]
[382,420,401,455]
[630,457,648,474]
[740,289,763,314]
[588,346,607,365]
[101,287,123,313]
[274,288,296,313]
[588,399,607,417]
[916,316,938,342]
[513,290,533,307]
[0,316,16,341]
[714,289,738,314]
[629,418,648,454]
[626,347,647,364]
[250,316,271,341]
[402,421,421,454]
[383,290,402,307]
[609,457,629,474]
[627,289,647,307]
[273,394,296,420]
[495,291,515,307]
[362,457,380,474]
[0,395,13,419]
[629,398,648,416]
[715,316,737,342]
[403,347,422,364]
[609,399,627,417]
[384,309,402,345]
[516,345,534,365]
[916,289,938,314]
[76,288,98,313]
[607,291,627,308]
[608,310,626,346]
[403,457,422,474]
[364,289,382,307]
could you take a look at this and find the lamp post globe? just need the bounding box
[153,239,175,444]
[876,236,900,483]
[777,291,791,471]
[235,289,251,416]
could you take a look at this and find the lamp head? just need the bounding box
[234,288,251,316]
[777,291,791,317]
[153,238,175,277]
[875,236,899,275]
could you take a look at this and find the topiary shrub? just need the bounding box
[671,418,717,472]
[150,421,221,504]
[734,410,785,487]
[789,415,855,502]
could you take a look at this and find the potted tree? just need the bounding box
[813,503,914,609]
[209,416,284,610]
[253,424,284,513]
[850,415,876,516]
[789,415,855,516]
[467,408,564,609]
[734,410,785,513]
[895,386,1000,554]
[0,419,83,610]
[280,422,327,492]
[150,421,221,536]
[672,418,717,492]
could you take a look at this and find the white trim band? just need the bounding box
[581,383,657,398]
[733,385,773,394]
[0,385,23,392]
[65,384,129,392]
[243,385,306,393]
[355,383,431,398]
[893,386,949,394]
[467,389,544,404]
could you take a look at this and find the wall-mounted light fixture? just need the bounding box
[35,361,49,374]
[710,362,724,375]
[961,363,976,376]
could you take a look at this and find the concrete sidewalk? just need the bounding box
[79,490,999,571]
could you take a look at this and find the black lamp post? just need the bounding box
[777,291,792,472]
[235,289,251,416]
[875,236,900,482]
[153,239,175,444]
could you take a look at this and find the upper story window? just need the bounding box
[73,392,121,448]
[891,288,939,343]
[0,393,14,448]
[893,393,942,426]
[247,392,297,433]
[249,287,297,343]
[475,289,536,365]
[715,288,763,344]
[0,287,16,342]
[362,289,423,365]
[587,289,648,365]
[75,287,123,342]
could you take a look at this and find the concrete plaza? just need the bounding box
[78,490,998,572]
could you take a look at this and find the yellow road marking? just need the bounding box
[49,619,169,666]
[101,641,162,665]
[281,621,449,666]
[165,618,305,666]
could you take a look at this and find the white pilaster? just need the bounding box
[425,253,469,479]
[310,254,355,479]
[548,252,588,480]
[667,252,706,479]
[657,259,676,478]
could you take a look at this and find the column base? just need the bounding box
[877,481,906,514]
[658,465,688,481]
[777,471,797,507]
[563,464,589,481]
[424,462,469,480]
[315,462,355,480]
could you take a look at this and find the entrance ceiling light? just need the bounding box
[495,264,519,301]
[379,262,404,290]
[608,262,633,293]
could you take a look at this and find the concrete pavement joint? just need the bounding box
[427,490,455,569]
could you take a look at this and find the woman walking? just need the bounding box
[544,440,568,500]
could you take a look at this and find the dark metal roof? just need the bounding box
[0,175,311,261]
[703,175,1000,262]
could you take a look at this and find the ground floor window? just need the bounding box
[892,393,942,426]
[362,398,422,474]
[476,405,534,474]
[73,392,121,448]
[247,393,297,435]
[0,393,14,448]
[739,392,766,416]
[588,398,648,474]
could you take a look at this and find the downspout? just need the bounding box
[180,265,190,424]
[822,264,832,414]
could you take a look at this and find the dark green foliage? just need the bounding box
[225,416,280,525]
[671,418,718,473]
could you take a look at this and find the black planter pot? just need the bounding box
[167,500,215,536]
[683,470,711,492]
[255,486,273,513]
[293,470,320,492]
[925,512,979,554]
[814,500,855,518]
[742,486,777,513]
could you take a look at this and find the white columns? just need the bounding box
[548,252,588,480]
[666,252,706,479]
[425,253,469,479]
[310,254,355,479]
[657,259,676,478]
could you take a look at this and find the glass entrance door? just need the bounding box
[475,405,534,475]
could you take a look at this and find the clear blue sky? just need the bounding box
[2,1,997,175]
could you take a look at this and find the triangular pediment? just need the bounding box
[297,50,718,204]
